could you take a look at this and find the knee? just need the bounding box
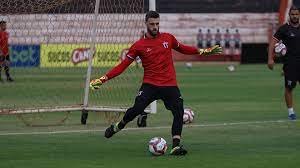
[285,87,294,93]
[285,83,296,91]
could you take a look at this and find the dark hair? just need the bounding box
[0,20,6,25]
[145,11,159,22]
[289,5,299,14]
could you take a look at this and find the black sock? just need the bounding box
[172,138,180,148]
[4,66,10,78]
[117,120,126,130]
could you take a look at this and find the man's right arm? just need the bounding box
[267,37,279,70]
[90,58,134,90]
[105,58,134,79]
[268,25,284,70]
[90,44,138,90]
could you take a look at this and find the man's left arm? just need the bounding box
[171,35,222,56]
[174,43,199,55]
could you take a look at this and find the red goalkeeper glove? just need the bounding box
[90,75,108,90]
[199,45,222,56]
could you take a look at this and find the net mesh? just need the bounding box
[0,0,145,113]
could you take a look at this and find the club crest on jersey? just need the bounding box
[162,41,169,48]
[137,91,143,96]
[290,33,295,37]
[146,48,152,52]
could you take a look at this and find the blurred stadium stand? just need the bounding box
[0,0,142,14]
[0,0,281,14]
[145,0,280,13]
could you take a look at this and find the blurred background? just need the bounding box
[0,1,300,168]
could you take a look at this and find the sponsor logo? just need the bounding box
[162,41,169,48]
[120,48,129,61]
[71,48,93,65]
[290,33,295,37]
[41,44,131,67]
[120,48,141,64]
[137,91,143,96]
[146,48,152,52]
[47,51,70,63]
[10,45,40,67]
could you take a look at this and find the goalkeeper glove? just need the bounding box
[90,75,108,90]
[199,45,222,56]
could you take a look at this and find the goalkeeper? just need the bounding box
[90,11,222,156]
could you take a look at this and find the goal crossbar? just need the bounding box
[0,106,151,115]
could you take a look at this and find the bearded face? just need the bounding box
[146,18,159,37]
[289,9,300,25]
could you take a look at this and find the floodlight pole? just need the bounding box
[149,0,156,11]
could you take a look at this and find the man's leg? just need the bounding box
[0,56,4,82]
[4,65,13,82]
[0,66,2,82]
[285,88,293,108]
[105,84,157,138]
[161,86,187,155]
[284,67,296,120]
[285,88,296,120]
[137,111,148,127]
[4,55,13,82]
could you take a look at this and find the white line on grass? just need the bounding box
[0,119,297,136]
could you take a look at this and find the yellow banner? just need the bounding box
[41,44,131,67]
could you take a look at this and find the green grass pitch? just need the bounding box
[0,64,300,168]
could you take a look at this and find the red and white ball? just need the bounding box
[148,137,168,156]
[183,108,195,124]
[274,42,287,57]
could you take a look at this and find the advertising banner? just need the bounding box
[9,45,40,67]
[41,44,131,67]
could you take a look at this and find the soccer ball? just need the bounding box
[185,62,193,69]
[227,65,235,72]
[148,137,168,156]
[274,42,287,57]
[183,108,195,124]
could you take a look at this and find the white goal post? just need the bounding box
[148,0,157,114]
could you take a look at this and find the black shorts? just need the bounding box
[283,64,300,89]
[136,83,183,111]
[130,83,184,136]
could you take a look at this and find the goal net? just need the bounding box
[0,0,150,119]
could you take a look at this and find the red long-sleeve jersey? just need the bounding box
[106,32,199,86]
